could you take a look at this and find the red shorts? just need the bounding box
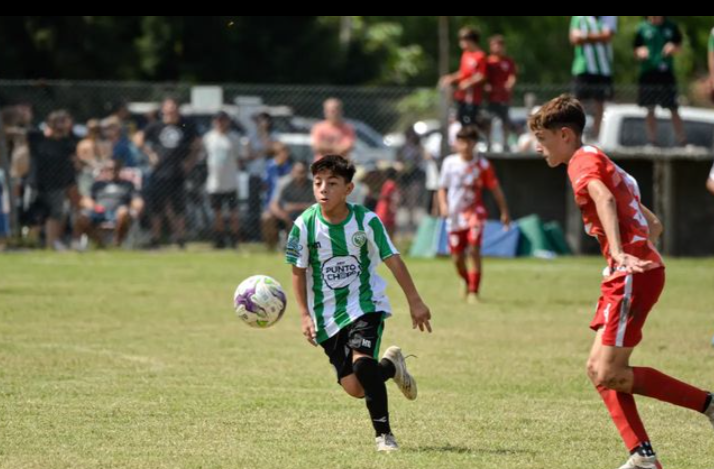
[448,225,484,255]
[591,267,665,348]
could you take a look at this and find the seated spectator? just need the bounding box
[75,160,143,248]
[77,118,112,196]
[261,161,314,250]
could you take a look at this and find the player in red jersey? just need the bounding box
[529,94,713,469]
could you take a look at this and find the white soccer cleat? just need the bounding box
[375,433,399,452]
[617,454,662,469]
[382,346,417,400]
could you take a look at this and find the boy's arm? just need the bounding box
[640,203,663,244]
[291,266,316,346]
[437,188,449,218]
[707,175,714,196]
[384,255,432,333]
[587,179,654,273]
[490,185,511,229]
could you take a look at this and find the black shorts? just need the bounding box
[573,73,614,102]
[487,102,512,127]
[209,191,238,211]
[456,101,482,126]
[146,178,186,217]
[320,313,386,384]
[638,70,678,110]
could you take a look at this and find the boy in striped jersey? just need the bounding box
[530,95,713,469]
[286,155,432,452]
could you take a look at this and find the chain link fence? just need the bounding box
[0,80,712,252]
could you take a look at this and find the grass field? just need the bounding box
[1,251,713,469]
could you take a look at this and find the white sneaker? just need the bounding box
[71,235,88,252]
[382,346,417,400]
[617,454,662,469]
[375,433,399,452]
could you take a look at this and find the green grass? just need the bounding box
[1,252,713,469]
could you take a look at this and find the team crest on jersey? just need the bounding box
[322,255,362,290]
[351,231,367,248]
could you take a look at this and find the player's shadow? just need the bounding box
[409,444,534,456]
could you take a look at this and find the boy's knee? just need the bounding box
[340,374,365,398]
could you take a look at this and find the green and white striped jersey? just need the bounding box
[286,203,398,344]
[571,16,613,77]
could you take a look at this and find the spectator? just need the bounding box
[486,34,518,151]
[440,27,488,127]
[203,111,242,249]
[77,119,112,196]
[261,161,314,250]
[375,168,400,239]
[310,98,356,161]
[139,97,200,248]
[75,160,143,248]
[108,101,137,138]
[27,110,81,250]
[397,127,427,232]
[570,16,614,141]
[102,116,139,168]
[263,141,293,209]
[245,112,276,236]
[634,16,686,146]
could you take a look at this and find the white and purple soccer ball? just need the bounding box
[233,275,287,328]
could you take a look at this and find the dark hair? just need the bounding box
[456,125,480,142]
[528,94,586,136]
[310,155,356,183]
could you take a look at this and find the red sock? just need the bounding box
[632,367,709,412]
[467,271,481,293]
[597,385,649,452]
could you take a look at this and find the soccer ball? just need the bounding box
[233,275,287,328]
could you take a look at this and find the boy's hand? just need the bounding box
[501,213,511,230]
[636,46,650,61]
[409,300,432,333]
[613,252,654,274]
[301,314,317,346]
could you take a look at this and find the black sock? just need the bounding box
[631,441,655,458]
[703,392,713,413]
[353,357,391,436]
[379,358,396,382]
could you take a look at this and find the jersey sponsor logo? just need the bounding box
[351,230,367,248]
[321,255,362,290]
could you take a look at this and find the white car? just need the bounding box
[598,104,714,152]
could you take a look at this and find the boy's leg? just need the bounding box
[467,225,483,295]
[448,230,469,294]
[344,314,395,438]
[588,329,651,454]
[595,270,710,411]
[588,269,712,459]
[353,352,391,436]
